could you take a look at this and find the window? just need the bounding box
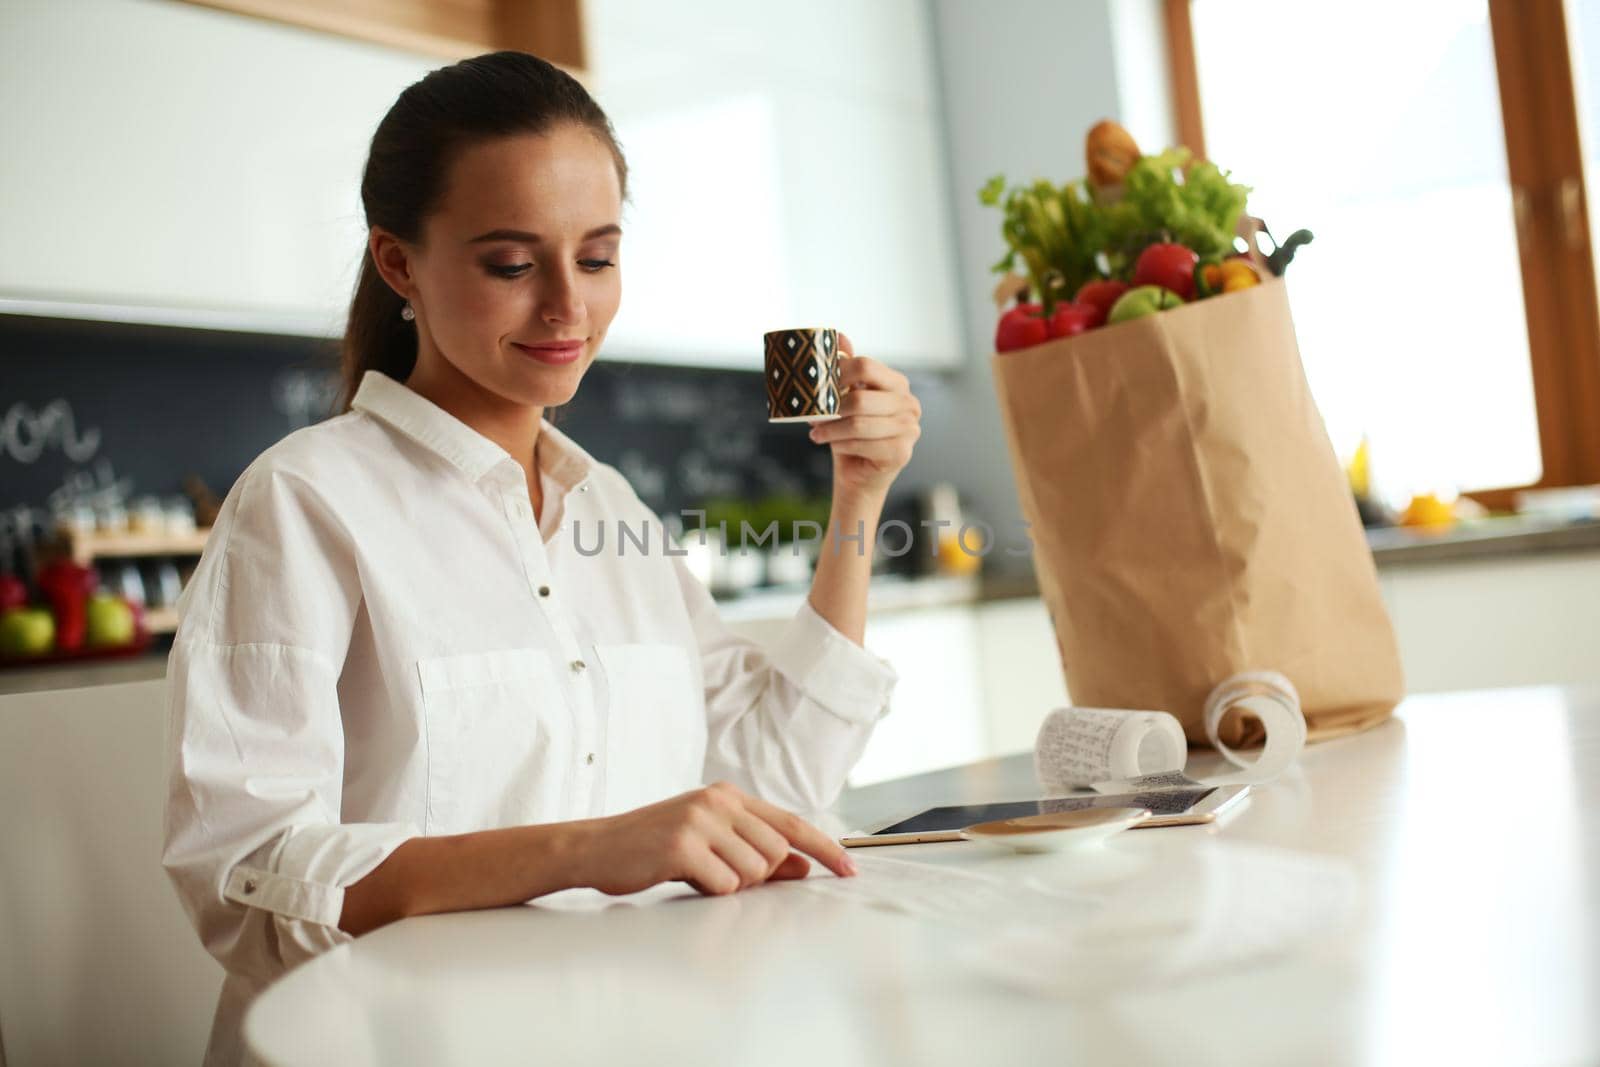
[1166,0,1600,508]
[1572,1,1600,287]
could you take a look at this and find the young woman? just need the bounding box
[162,50,921,1065]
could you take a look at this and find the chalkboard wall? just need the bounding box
[1,313,858,566]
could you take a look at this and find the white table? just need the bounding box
[246,687,1600,1066]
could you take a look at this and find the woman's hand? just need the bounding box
[576,781,857,896]
[808,334,921,503]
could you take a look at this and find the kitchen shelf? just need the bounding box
[67,529,213,566]
[179,0,587,70]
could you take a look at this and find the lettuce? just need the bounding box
[981,148,1251,309]
[1101,148,1250,269]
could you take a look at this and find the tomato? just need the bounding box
[1047,301,1099,338]
[1132,242,1199,300]
[1073,280,1129,327]
[994,302,1049,352]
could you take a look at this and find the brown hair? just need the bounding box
[338,50,628,411]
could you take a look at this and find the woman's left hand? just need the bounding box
[809,334,921,502]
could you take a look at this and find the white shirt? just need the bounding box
[162,369,899,1066]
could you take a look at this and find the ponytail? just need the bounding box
[338,50,628,412]
[338,255,419,411]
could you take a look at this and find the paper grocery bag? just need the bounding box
[991,278,1403,746]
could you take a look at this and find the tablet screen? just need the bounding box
[872,788,1218,836]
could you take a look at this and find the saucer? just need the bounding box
[958,806,1151,853]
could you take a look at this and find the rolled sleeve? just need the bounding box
[162,464,416,984]
[671,549,899,813]
[767,597,898,726]
[223,822,418,928]
[164,639,418,980]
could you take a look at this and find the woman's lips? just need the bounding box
[512,340,584,366]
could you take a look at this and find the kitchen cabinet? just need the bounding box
[0,0,435,335]
[585,0,966,368]
[2,0,966,367]
[850,605,988,785]
[973,596,1070,755]
[1378,550,1600,693]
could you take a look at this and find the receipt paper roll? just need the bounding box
[1034,706,1188,792]
[1033,670,1308,791]
[1201,670,1306,784]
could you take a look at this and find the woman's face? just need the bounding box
[384,124,624,409]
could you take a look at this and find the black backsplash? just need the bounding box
[0,313,877,558]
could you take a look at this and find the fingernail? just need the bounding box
[841,855,858,876]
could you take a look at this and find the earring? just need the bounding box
[400,302,415,322]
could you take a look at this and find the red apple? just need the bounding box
[0,573,26,613]
[994,302,1050,353]
[1046,301,1099,338]
[1132,242,1200,300]
[1074,280,1129,326]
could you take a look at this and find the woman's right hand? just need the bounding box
[576,781,858,896]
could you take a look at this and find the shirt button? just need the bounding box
[243,879,257,895]
[570,659,586,672]
[538,585,550,597]
[586,752,595,765]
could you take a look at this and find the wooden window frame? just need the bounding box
[1164,0,1600,509]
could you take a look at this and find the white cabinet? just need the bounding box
[973,597,1070,755]
[585,0,965,368]
[1379,552,1600,693]
[2,0,966,364]
[0,0,436,334]
[850,606,987,785]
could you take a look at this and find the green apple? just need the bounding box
[1,608,55,658]
[86,593,136,648]
[1107,284,1185,324]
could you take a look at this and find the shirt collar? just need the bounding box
[350,370,595,492]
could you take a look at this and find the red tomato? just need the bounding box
[1047,301,1099,338]
[1073,280,1128,326]
[1132,243,1199,300]
[994,302,1049,352]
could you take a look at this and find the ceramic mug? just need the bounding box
[764,327,844,423]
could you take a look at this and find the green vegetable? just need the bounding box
[981,176,1105,312]
[1099,148,1249,271]
[980,148,1251,312]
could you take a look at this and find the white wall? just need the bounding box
[894,0,1176,548]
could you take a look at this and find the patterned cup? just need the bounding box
[764,327,844,423]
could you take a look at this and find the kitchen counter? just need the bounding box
[1366,514,1600,566]
[0,651,172,695]
[244,685,1600,1067]
[7,514,1596,696]
[0,573,1025,694]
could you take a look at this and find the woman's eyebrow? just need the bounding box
[467,224,622,244]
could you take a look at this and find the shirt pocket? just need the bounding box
[417,647,569,835]
[596,642,706,814]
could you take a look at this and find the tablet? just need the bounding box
[840,784,1248,846]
